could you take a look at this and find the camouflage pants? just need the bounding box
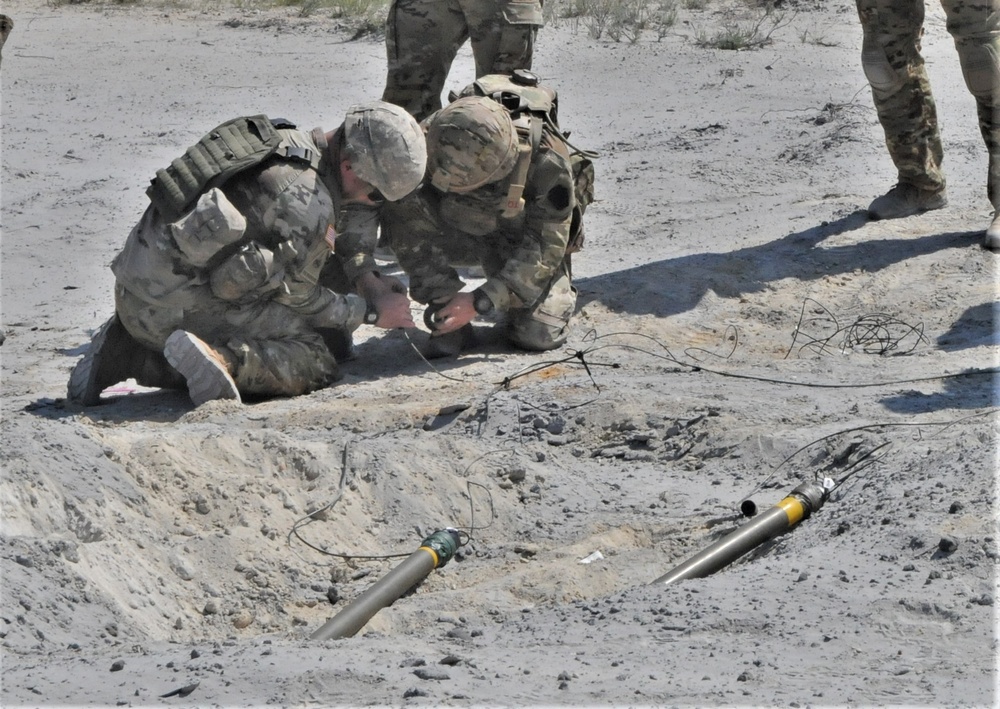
[505,260,576,351]
[382,0,544,120]
[382,200,576,351]
[115,283,341,398]
[856,0,1000,206]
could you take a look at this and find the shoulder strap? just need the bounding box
[146,115,316,222]
[501,114,540,219]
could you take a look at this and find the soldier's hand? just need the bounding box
[379,274,408,295]
[372,290,415,329]
[356,271,414,329]
[427,292,475,334]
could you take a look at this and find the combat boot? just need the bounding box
[163,330,241,406]
[316,327,356,363]
[421,324,476,359]
[985,211,1000,250]
[68,314,138,405]
[867,183,947,220]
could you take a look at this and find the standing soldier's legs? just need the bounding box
[856,0,948,219]
[461,0,543,76]
[941,0,1000,246]
[383,0,469,120]
[506,259,576,351]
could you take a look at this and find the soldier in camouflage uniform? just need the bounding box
[857,0,1000,248]
[67,102,426,407]
[381,86,578,357]
[382,0,544,121]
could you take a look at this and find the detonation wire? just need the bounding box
[402,327,468,383]
[740,409,998,504]
[785,298,928,358]
[287,436,411,563]
[823,441,893,501]
[576,330,999,389]
[287,442,509,562]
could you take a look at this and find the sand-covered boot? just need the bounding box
[67,314,136,405]
[421,324,476,359]
[867,183,947,220]
[163,330,241,406]
[985,211,1000,250]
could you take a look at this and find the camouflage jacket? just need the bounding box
[386,126,575,310]
[112,127,370,330]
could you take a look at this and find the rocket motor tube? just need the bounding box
[311,529,461,642]
[652,481,827,586]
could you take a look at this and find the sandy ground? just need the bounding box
[1,0,998,706]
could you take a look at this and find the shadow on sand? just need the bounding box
[575,211,984,319]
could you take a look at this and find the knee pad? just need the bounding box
[860,18,906,94]
[956,39,1000,103]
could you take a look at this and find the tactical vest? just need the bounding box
[457,71,597,252]
[146,115,320,223]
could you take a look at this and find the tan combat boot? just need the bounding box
[67,314,135,405]
[867,183,947,221]
[163,330,241,406]
[985,211,1000,250]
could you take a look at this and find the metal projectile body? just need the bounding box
[652,481,827,586]
[311,529,461,641]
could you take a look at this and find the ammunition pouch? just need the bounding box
[209,243,285,302]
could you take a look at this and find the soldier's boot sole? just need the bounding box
[163,330,241,406]
[67,314,133,406]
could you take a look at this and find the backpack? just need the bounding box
[146,115,317,223]
[456,71,597,253]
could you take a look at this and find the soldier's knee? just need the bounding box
[859,20,905,94]
[506,297,575,352]
[955,38,1000,103]
[857,1,927,96]
[508,317,568,351]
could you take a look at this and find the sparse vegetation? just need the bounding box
[572,0,676,43]
[695,6,794,50]
[51,0,389,35]
[49,0,808,47]
[798,26,839,47]
[653,1,678,40]
[52,0,139,4]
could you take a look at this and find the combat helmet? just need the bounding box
[424,96,519,193]
[343,101,427,201]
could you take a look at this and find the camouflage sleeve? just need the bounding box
[332,203,381,285]
[381,190,465,304]
[263,173,365,329]
[480,141,574,311]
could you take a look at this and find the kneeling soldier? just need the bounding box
[381,73,590,358]
[68,102,426,406]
